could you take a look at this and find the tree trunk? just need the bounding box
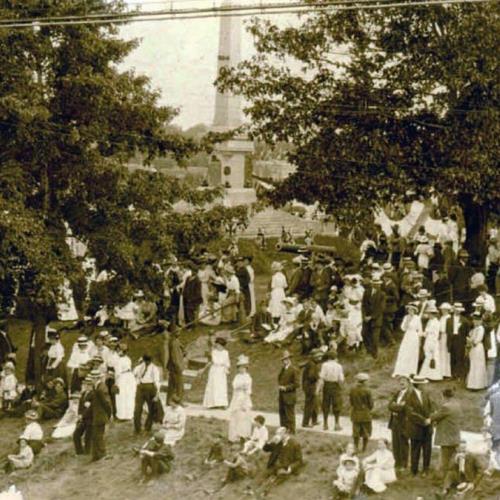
[459,195,488,268]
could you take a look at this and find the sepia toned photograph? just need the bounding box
[0,0,499,499]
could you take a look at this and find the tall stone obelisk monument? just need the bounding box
[210,0,255,198]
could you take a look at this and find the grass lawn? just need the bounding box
[1,416,498,500]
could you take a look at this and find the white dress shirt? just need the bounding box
[20,422,43,441]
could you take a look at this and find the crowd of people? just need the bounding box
[0,220,499,497]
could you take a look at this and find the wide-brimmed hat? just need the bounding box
[282,297,294,306]
[88,369,102,379]
[98,330,109,338]
[417,289,430,298]
[356,373,370,382]
[281,350,291,361]
[25,410,39,421]
[341,456,358,465]
[236,354,249,367]
[382,263,393,271]
[77,335,89,344]
[214,337,227,346]
[3,361,15,370]
[271,261,283,272]
[453,302,465,311]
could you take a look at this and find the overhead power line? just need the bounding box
[0,0,497,29]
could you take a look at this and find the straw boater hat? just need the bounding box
[439,302,452,311]
[98,330,109,339]
[417,289,430,299]
[236,354,249,367]
[453,302,465,312]
[77,335,89,345]
[382,263,394,272]
[409,374,429,385]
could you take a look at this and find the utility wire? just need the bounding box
[0,0,496,28]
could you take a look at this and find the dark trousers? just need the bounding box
[91,424,106,461]
[134,383,157,433]
[449,337,466,380]
[73,420,92,455]
[391,429,409,468]
[410,433,432,475]
[440,445,457,473]
[362,319,381,358]
[106,378,117,418]
[183,304,198,325]
[141,456,170,477]
[167,368,184,404]
[302,388,318,426]
[322,381,342,423]
[278,393,296,434]
[381,312,395,345]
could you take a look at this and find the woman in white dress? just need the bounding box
[203,337,230,408]
[363,439,397,493]
[264,299,300,344]
[342,276,364,348]
[45,333,66,382]
[114,344,137,420]
[438,302,452,378]
[466,314,489,390]
[419,303,443,381]
[52,393,80,439]
[161,396,186,445]
[220,265,240,324]
[245,257,256,317]
[268,262,287,324]
[228,355,253,443]
[392,303,422,377]
[198,261,217,307]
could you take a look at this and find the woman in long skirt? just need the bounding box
[115,344,137,420]
[419,304,443,381]
[466,314,489,390]
[228,355,253,443]
[162,396,186,446]
[392,303,422,378]
[268,262,287,324]
[203,338,230,408]
[438,303,452,378]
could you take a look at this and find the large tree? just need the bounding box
[0,0,246,387]
[218,1,499,263]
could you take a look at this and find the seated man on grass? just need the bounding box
[442,441,483,497]
[134,430,174,483]
[32,377,68,421]
[259,426,304,496]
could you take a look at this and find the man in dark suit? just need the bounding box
[442,441,482,497]
[349,373,373,452]
[361,276,386,359]
[182,263,202,326]
[388,376,411,470]
[89,369,112,462]
[288,257,306,297]
[0,322,16,366]
[166,326,184,405]
[404,375,434,476]
[301,349,322,428]
[235,257,251,317]
[448,249,474,308]
[278,350,298,434]
[310,260,331,311]
[431,388,461,475]
[381,272,399,346]
[447,303,469,380]
[73,376,94,455]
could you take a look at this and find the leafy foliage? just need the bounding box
[217,2,499,259]
[0,0,247,314]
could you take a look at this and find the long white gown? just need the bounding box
[52,398,79,439]
[439,315,452,378]
[467,326,488,390]
[419,317,443,381]
[268,272,287,318]
[115,355,137,420]
[364,449,397,493]
[393,314,422,377]
[161,405,186,446]
[228,372,253,442]
[57,279,79,321]
[203,348,230,408]
[247,265,256,317]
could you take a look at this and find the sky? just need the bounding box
[119,0,297,129]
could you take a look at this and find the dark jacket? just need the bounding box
[362,287,386,324]
[78,389,94,423]
[388,389,407,432]
[167,335,184,372]
[301,360,321,393]
[382,281,400,314]
[182,275,202,308]
[431,399,461,447]
[273,438,303,474]
[278,365,298,404]
[444,453,482,486]
[403,387,434,440]
[90,381,112,426]
[349,385,373,423]
[288,267,303,296]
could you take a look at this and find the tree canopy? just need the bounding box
[0,1,245,322]
[217,1,499,262]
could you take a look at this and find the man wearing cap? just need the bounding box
[136,430,175,482]
[349,373,373,452]
[447,303,469,380]
[89,369,112,461]
[73,376,94,456]
[361,275,386,359]
[301,349,322,428]
[133,354,161,435]
[404,375,434,476]
[278,351,298,434]
[317,351,344,431]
